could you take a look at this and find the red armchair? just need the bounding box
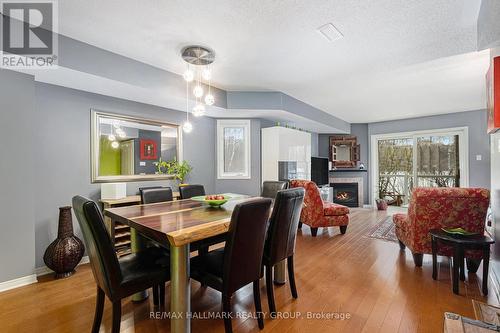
[393,187,490,267]
[290,179,350,236]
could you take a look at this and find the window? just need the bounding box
[217,120,251,179]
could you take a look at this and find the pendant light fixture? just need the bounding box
[181,45,215,131]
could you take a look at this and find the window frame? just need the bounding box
[217,119,251,180]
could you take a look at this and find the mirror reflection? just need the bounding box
[92,111,181,182]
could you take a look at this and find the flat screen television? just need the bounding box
[311,157,329,186]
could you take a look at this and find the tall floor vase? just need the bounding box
[43,206,85,278]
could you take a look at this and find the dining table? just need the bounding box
[104,193,280,333]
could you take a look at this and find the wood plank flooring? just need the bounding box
[0,208,497,332]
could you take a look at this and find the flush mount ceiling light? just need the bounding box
[181,45,216,132]
[317,23,344,42]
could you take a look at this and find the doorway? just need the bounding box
[370,127,469,206]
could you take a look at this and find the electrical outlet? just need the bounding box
[476,155,482,161]
[140,161,146,166]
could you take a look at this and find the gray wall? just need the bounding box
[318,124,370,204]
[368,109,491,202]
[33,81,216,269]
[478,0,500,50]
[0,70,36,282]
[214,119,263,196]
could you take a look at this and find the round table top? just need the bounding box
[429,229,494,245]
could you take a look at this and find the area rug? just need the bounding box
[366,216,398,243]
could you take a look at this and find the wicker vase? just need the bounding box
[43,206,84,278]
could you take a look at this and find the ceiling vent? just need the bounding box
[317,23,344,42]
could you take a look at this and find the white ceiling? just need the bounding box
[58,0,486,123]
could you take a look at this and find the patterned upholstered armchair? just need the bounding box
[393,187,490,267]
[290,179,349,236]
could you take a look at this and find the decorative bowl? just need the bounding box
[441,227,479,236]
[191,195,230,207]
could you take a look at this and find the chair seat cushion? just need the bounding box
[191,248,225,291]
[323,202,349,216]
[119,246,170,292]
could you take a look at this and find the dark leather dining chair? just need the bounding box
[72,196,170,333]
[261,180,288,199]
[191,198,273,333]
[140,187,174,204]
[263,188,304,316]
[179,184,205,199]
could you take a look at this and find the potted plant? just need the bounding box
[376,177,389,211]
[155,158,193,185]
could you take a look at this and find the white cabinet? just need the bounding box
[261,126,311,182]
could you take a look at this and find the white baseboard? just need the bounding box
[363,204,373,209]
[35,256,90,277]
[0,274,37,293]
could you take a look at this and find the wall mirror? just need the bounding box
[329,135,360,168]
[91,110,182,183]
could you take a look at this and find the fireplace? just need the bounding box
[331,182,359,207]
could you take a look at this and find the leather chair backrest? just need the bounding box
[265,188,305,265]
[141,187,173,204]
[261,181,288,200]
[72,196,122,298]
[223,198,272,295]
[179,184,205,199]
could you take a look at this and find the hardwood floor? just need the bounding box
[0,208,497,332]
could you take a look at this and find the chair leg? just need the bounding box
[298,222,302,229]
[466,258,482,273]
[152,285,159,306]
[398,240,406,251]
[412,252,423,267]
[339,225,347,234]
[222,293,233,333]
[287,255,298,299]
[310,227,318,237]
[265,265,276,316]
[159,283,165,307]
[199,245,209,257]
[91,287,105,333]
[253,280,264,329]
[111,300,121,333]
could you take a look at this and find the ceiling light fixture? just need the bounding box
[181,45,215,132]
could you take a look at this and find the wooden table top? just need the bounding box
[104,197,253,247]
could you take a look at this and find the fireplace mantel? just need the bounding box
[329,177,363,208]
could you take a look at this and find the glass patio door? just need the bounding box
[377,138,414,206]
[376,129,464,206]
[416,134,460,188]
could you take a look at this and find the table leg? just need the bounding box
[459,247,465,281]
[274,260,287,285]
[130,228,149,302]
[483,245,490,296]
[452,244,460,295]
[431,235,437,280]
[171,244,191,333]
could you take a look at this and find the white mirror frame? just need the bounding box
[91,110,183,183]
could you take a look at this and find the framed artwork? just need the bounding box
[140,139,158,160]
[487,56,500,133]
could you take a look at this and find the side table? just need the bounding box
[430,229,494,295]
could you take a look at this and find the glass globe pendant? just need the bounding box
[193,85,204,98]
[183,121,193,133]
[108,134,116,141]
[204,94,215,106]
[183,69,194,82]
[192,103,205,117]
[111,141,119,149]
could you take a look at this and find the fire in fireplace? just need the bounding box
[331,183,359,207]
